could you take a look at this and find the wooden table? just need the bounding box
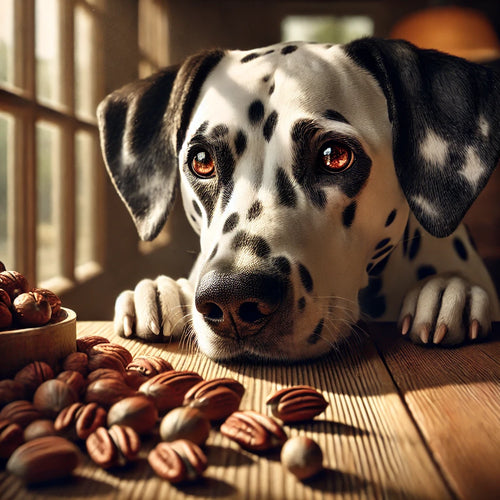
[1,322,499,499]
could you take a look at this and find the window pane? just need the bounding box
[75,130,96,267]
[0,112,14,268]
[75,5,96,117]
[282,15,374,44]
[36,0,61,104]
[36,121,62,282]
[0,0,15,86]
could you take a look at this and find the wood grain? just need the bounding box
[2,321,486,499]
[372,323,500,500]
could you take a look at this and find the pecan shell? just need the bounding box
[14,361,54,399]
[266,385,329,422]
[0,419,24,459]
[0,400,43,428]
[183,378,245,421]
[220,410,287,452]
[76,335,109,354]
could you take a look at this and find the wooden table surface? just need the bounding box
[1,321,499,500]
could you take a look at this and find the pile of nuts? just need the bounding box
[0,261,63,330]
[0,334,329,486]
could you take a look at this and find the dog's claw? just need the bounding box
[123,315,135,338]
[433,323,447,344]
[469,319,480,340]
[401,315,411,335]
[420,325,430,344]
[150,320,161,336]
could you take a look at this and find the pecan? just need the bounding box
[138,370,203,413]
[0,401,42,428]
[0,419,24,459]
[107,395,158,435]
[266,385,329,423]
[88,343,133,373]
[183,377,245,421]
[12,292,52,327]
[0,379,26,407]
[87,368,124,383]
[85,377,136,409]
[54,402,84,440]
[220,410,287,452]
[0,288,11,307]
[159,406,211,445]
[14,361,54,399]
[62,352,89,376]
[125,355,173,389]
[86,425,140,469]
[148,439,207,483]
[7,435,80,484]
[0,301,13,329]
[281,436,323,480]
[31,287,61,317]
[54,402,107,441]
[57,370,86,398]
[33,379,78,418]
[76,335,109,354]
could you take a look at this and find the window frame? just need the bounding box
[0,0,105,291]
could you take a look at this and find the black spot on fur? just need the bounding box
[248,100,265,124]
[220,179,234,212]
[264,49,275,55]
[263,111,278,142]
[262,75,271,82]
[358,277,386,318]
[209,244,218,261]
[298,263,313,293]
[211,124,229,138]
[298,297,306,311]
[375,238,391,250]
[276,168,297,207]
[223,213,239,233]
[281,45,298,55]
[453,238,468,260]
[235,130,247,157]
[231,231,271,258]
[247,200,263,220]
[402,220,410,255]
[323,109,350,124]
[385,209,397,227]
[368,255,391,277]
[269,83,275,95]
[408,229,421,261]
[372,245,394,261]
[307,319,324,344]
[417,265,437,281]
[273,256,291,276]
[342,201,357,228]
[192,200,202,217]
[195,121,209,136]
[241,52,260,63]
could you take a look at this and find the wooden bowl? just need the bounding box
[0,308,77,378]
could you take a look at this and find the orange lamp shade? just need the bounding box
[390,6,500,62]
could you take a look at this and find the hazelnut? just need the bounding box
[0,270,29,300]
[0,301,13,330]
[280,436,323,480]
[7,435,81,484]
[107,395,158,435]
[13,292,52,327]
[159,406,211,445]
[62,352,89,376]
[0,419,24,459]
[33,379,78,418]
[31,287,61,317]
[14,361,54,399]
[85,377,136,409]
[23,419,56,441]
[0,379,26,407]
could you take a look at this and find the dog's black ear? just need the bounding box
[345,38,500,237]
[97,50,225,240]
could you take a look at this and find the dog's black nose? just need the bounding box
[195,271,286,338]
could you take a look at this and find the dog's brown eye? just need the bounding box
[319,143,353,172]
[191,150,215,178]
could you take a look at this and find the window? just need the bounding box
[0,0,104,290]
[282,15,374,45]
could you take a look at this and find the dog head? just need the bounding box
[98,38,500,361]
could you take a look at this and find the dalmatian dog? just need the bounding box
[97,37,500,362]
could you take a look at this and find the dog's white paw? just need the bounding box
[113,276,193,341]
[398,274,492,345]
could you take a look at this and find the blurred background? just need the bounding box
[1,0,499,320]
